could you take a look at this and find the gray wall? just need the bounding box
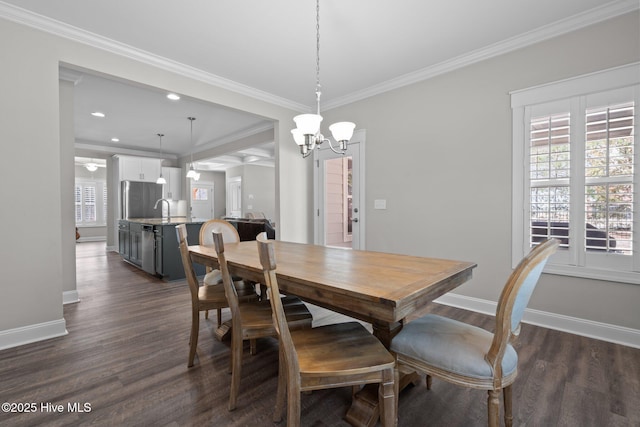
[1,9,638,349]
[0,16,306,348]
[225,164,275,220]
[243,165,276,221]
[323,12,640,330]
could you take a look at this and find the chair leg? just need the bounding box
[217,308,222,326]
[205,309,209,319]
[503,385,513,427]
[426,374,432,390]
[273,346,286,423]
[228,335,243,411]
[250,338,257,355]
[188,310,199,368]
[487,389,500,427]
[378,368,397,427]
[287,381,301,427]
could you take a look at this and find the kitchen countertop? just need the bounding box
[122,217,206,225]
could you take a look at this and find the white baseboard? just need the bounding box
[63,290,80,304]
[0,319,68,351]
[434,293,640,349]
[76,236,106,243]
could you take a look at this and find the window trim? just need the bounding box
[511,62,640,284]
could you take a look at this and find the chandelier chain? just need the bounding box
[315,0,321,115]
[188,117,195,164]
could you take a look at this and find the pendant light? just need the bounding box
[156,133,167,184]
[85,159,98,172]
[291,0,355,158]
[186,117,198,179]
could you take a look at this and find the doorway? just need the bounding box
[190,182,214,221]
[314,130,365,249]
[227,177,242,217]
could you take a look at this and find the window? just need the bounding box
[75,179,107,226]
[512,63,640,284]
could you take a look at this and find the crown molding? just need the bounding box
[2,1,637,112]
[323,0,640,110]
[0,1,309,113]
[58,67,83,85]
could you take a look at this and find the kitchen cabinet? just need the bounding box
[162,167,182,200]
[116,155,161,182]
[154,223,205,280]
[118,220,130,260]
[117,219,204,280]
[129,222,143,266]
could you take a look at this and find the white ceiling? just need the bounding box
[1,0,636,170]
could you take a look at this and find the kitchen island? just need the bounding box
[118,217,205,280]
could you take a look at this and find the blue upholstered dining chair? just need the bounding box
[390,238,559,427]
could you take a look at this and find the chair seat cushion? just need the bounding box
[203,269,222,285]
[390,314,517,380]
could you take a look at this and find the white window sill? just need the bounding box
[544,264,640,285]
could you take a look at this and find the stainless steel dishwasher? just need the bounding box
[141,224,156,275]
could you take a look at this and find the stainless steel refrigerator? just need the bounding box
[121,180,163,219]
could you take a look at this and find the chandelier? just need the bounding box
[291,0,355,158]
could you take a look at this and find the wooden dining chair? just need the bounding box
[256,233,398,427]
[390,238,559,427]
[176,224,258,368]
[212,229,313,411]
[199,219,256,322]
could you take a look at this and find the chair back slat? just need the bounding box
[212,229,241,329]
[256,233,301,376]
[176,224,200,307]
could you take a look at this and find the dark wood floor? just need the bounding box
[1,242,638,426]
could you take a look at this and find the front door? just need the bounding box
[314,129,365,249]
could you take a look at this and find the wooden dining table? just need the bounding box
[189,239,476,427]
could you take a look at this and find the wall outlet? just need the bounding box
[374,199,387,209]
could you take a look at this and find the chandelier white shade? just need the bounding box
[85,163,98,172]
[329,122,356,143]
[293,114,323,136]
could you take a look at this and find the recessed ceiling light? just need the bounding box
[167,93,180,101]
[91,111,105,118]
[111,137,120,142]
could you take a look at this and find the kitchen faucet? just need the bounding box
[154,198,171,222]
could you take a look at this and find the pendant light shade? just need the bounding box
[156,133,167,184]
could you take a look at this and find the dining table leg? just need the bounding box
[344,320,418,427]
